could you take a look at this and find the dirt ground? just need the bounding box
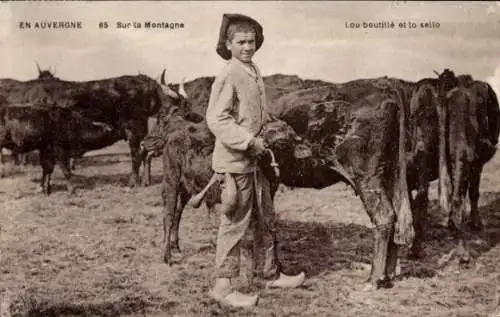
[1,141,500,317]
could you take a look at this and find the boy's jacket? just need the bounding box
[206,58,269,173]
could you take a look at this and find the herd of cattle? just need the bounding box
[0,65,498,290]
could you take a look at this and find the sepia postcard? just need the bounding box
[1,1,500,316]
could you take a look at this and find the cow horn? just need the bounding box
[179,77,188,99]
[92,121,113,132]
[160,69,166,85]
[433,69,440,76]
[159,69,179,99]
[35,61,41,74]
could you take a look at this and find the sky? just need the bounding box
[1,1,500,96]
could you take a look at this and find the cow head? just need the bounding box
[91,121,114,132]
[77,119,122,151]
[256,117,313,185]
[436,68,459,98]
[35,62,57,81]
[260,117,313,161]
[158,70,201,123]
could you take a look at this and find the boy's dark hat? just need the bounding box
[216,13,264,60]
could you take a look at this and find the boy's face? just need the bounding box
[226,31,256,64]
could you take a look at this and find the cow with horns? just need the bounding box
[140,77,204,187]
[0,64,196,187]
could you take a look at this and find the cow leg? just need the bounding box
[409,185,429,259]
[61,159,74,195]
[56,149,74,195]
[41,172,53,196]
[39,150,55,195]
[21,153,28,166]
[14,152,27,166]
[384,237,400,282]
[162,185,177,265]
[380,189,399,286]
[126,122,148,188]
[359,185,395,290]
[468,164,483,231]
[162,179,179,264]
[13,151,21,166]
[448,169,471,265]
[70,157,77,170]
[128,138,141,188]
[450,197,470,265]
[141,153,153,187]
[171,185,190,253]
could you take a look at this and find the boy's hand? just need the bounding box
[248,137,267,158]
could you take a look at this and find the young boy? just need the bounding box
[206,13,305,308]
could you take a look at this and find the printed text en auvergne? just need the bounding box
[18,21,82,29]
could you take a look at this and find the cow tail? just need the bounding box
[437,89,452,218]
[393,84,415,246]
[486,83,500,146]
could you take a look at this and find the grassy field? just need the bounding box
[1,141,500,317]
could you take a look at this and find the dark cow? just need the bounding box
[140,78,205,186]
[0,67,193,187]
[146,75,424,288]
[436,71,500,264]
[273,74,470,288]
[326,87,414,290]
[157,82,412,292]
[276,70,500,285]
[0,103,119,195]
[277,73,468,257]
[69,120,122,167]
[154,109,316,264]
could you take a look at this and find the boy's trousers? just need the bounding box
[214,169,280,280]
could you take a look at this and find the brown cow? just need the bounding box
[0,68,192,187]
[277,72,482,264]
[0,104,120,194]
[140,78,204,186]
[156,79,412,292]
[151,76,420,289]
[276,74,464,288]
[436,71,500,265]
[159,114,315,265]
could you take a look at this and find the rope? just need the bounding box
[266,149,280,178]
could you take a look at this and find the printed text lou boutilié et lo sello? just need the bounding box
[344,20,440,29]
